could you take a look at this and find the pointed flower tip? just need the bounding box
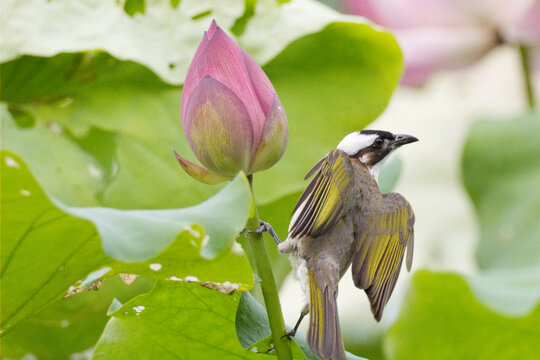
[208,19,219,37]
[173,150,231,185]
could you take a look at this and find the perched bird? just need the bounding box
[278,130,418,360]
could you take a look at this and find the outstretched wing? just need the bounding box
[352,192,415,321]
[288,149,354,239]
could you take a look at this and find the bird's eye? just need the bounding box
[373,138,384,147]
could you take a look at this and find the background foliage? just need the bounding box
[1,0,539,359]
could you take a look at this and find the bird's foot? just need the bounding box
[281,328,297,339]
[281,309,308,339]
[246,220,282,245]
[237,228,246,238]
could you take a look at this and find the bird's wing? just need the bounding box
[352,192,415,321]
[288,149,354,239]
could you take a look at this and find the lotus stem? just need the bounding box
[245,175,293,360]
[519,44,536,110]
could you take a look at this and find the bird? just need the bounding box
[277,130,418,360]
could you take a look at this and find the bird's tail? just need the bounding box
[307,270,346,360]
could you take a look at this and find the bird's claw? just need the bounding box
[245,220,282,245]
[247,221,267,235]
[281,329,297,339]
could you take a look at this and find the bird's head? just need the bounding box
[337,130,418,179]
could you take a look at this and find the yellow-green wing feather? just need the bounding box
[352,193,415,321]
[289,149,353,239]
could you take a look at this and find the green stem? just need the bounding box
[245,175,293,360]
[519,44,536,110]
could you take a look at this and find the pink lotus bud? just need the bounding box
[344,0,503,85]
[175,20,288,184]
[396,26,496,85]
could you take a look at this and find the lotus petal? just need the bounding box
[250,95,288,173]
[181,20,220,122]
[183,27,265,147]
[174,151,231,184]
[397,26,496,85]
[502,0,540,45]
[241,49,276,119]
[346,0,472,29]
[184,76,254,176]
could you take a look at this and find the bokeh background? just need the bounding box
[2,0,540,359]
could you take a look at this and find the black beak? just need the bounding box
[392,134,419,147]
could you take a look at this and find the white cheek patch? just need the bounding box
[360,153,372,164]
[337,133,377,155]
[369,149,394,180]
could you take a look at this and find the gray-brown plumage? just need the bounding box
[279,130,417,360]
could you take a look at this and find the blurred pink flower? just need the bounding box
[346,0,540,85]
[175,20,288,184]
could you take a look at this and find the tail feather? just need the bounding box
[307,270,345,360]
